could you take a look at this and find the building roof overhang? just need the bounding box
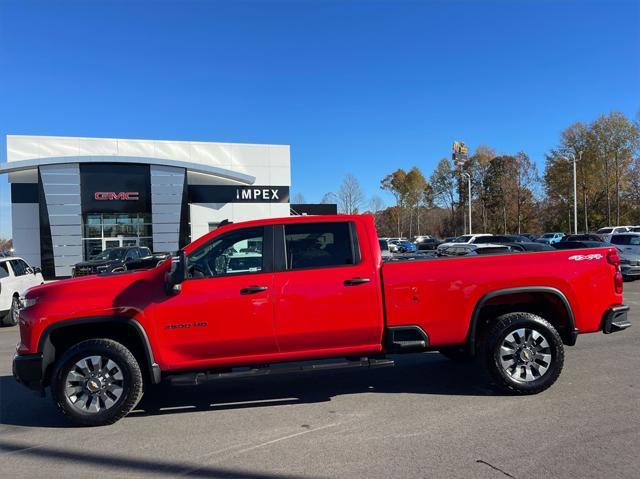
[0,155,256,185]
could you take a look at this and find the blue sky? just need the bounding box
[1,0,639,237]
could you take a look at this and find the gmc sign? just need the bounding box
[94,192,140,201]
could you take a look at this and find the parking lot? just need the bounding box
[0,283,637,479]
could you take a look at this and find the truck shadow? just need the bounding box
[1,353,500,428]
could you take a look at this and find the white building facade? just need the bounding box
[1,135,291,278]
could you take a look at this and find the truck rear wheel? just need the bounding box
[484,312,564,395]
[51,339,143,426]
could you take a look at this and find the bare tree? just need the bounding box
[291,193,306,204]
[337,174,365,214]
[320,192,337,205]
[368,195,385,213]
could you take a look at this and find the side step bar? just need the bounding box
[167,357,395,387]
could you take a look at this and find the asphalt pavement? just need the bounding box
[1,282,638,478]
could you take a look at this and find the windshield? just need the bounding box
[542,234,555,238]
[92,248,126,261]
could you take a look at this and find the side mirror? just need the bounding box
[165,250,186,294]
[32,266,41,274]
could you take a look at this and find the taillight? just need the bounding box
[607,249,623,294]
[614,272,623,294]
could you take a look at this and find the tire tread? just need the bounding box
[484,312,565,395]
[51,338,143,426]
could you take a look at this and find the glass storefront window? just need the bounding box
[81,213,154,259]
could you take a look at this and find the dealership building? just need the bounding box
[0,135,295,279]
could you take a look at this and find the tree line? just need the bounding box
[298,111,639,238]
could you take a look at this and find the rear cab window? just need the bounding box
[284,222,357,270]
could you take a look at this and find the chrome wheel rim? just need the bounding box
[499,328,552,382]
[65,355,124,413]
[11,297,19,324]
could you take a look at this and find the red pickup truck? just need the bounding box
[13,215,630,426]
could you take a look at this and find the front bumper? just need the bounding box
[12,353,45,394]
[602,305,631,334]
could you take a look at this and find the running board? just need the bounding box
[166,357,395,386]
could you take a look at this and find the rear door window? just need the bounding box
[284,222,355,270]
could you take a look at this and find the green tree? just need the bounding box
[381,169,408,236]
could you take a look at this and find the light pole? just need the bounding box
[454,163,472,235]
[453,141,472,234]
[560,152,581,234]
[461,171,472,235]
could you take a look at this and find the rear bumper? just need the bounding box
[621,265,640,278]
[602,305,631,334]
[12,353,45,394]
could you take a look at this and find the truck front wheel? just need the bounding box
[484,312,564,395]
[51,339,144,426]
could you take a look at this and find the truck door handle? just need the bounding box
[240,285,269,295]
[344,277,371,286]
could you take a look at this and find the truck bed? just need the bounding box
[381,247,621,347]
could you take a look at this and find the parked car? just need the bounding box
[386,240,399,253]
[474,235,530,244]
[414,236,438,251]
[72,246,170,277]
[561,234,605,242]
[596,226,631,242]
[379,239,393,258]
[437,233,493,250]
[504,242,555,252]
[536,232,565,244]
[13,214,629,426]
[395,240,417,253]
[519,233,539,241]
[0,256,44,326]
[618,248,640,281]
[437,243,513,256]
[552,241,606,250]
[609,233,640,255]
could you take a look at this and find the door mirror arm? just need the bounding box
[166,250,186,295]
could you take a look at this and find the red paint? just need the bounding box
[17,215,625,373]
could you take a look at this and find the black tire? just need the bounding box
[51,339,144,426]
[439,346,474,362]
[484,312,564,395]
[1,295,20,327]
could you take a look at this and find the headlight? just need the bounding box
[19,296,38,309]
[96,265,109,272]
